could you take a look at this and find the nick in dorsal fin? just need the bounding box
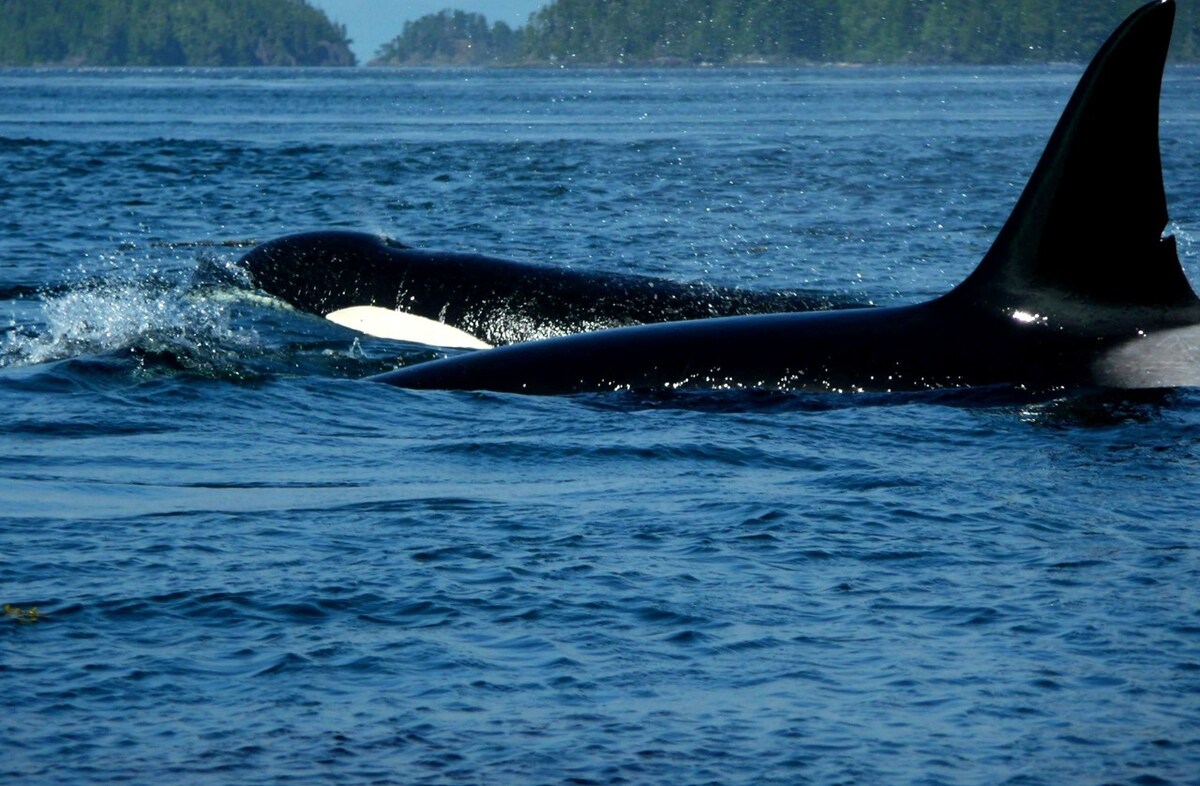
[950,0,1196,316]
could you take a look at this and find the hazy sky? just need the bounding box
[307,1,549,62]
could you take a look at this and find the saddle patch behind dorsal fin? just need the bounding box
[950,0,1196,317]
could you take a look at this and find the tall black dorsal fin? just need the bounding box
[951,0,1196,313]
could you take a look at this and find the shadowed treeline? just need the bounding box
[0,0,355,66]
[375,0,1200,66]
[4,0,1197,68]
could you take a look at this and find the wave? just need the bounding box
[2,252,254,375]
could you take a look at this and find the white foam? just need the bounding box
[2,277,252,369]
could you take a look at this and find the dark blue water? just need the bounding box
[3,66,1200,785]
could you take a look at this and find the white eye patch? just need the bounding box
[325,306,491,350]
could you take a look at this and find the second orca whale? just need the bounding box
[371,0,1200,395]
[240,232,863,349]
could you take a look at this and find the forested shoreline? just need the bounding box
[0,0,354,66]
[4,0,1199,68]
[377,0,1200,66]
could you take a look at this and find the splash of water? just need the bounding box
[1,250,261,378]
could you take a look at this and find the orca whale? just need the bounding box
[239,231,862,348]
[369,0,1200,395]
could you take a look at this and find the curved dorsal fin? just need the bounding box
[951,0,1195,314]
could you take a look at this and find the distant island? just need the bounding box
[0,0,355,66]
[4,0,1198,68]
[375,0,1200,66]
[372,10,522,67]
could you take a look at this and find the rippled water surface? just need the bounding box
[3,66,1200,785]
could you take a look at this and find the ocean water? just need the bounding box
[2,64,1200,785]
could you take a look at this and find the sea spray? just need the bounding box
[0,248,259,378]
